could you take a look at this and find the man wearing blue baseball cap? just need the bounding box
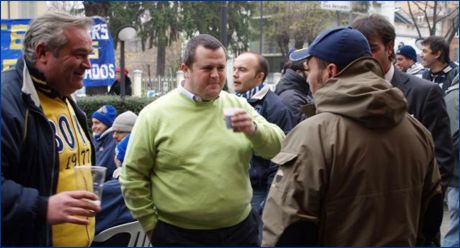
[262,27,442,246]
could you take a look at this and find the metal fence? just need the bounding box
[141,75,176,96]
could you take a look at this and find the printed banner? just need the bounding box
[1,16,116,87]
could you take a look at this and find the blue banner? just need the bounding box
[1,17,116,87]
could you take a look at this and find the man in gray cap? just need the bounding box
[262,27,442,246]
[111,111,138,144]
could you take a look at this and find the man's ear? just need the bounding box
[180,63,190,79]
[327,63,339,77]
[35,43,49,63]
[387,40,395,58]
[433,50,442,60]
[256,71,265,83]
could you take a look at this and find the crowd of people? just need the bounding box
[2,11,458,247]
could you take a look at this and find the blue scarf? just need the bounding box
[235,83,265,100]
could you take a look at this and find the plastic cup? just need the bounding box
[74,165,107,206]
[224,108,239,129]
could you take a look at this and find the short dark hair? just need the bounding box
[421,36,450,63]
[284,59,306,73]
[242,52,269,82]
[183,34,226,67]
[314,57,345,72]
[351,14,396,60]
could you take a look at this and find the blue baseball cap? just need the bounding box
[289,27,372,68]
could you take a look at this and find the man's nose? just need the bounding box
[210,68,219,78]
[233,70,238,78]
[82,56,91,69]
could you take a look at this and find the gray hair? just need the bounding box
[22,11,93,64]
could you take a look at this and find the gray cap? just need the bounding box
[110,111,138,132]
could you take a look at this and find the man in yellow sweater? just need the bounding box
[2,12,100,246]
[120,34,285,246]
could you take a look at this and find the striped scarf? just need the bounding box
[235,83,265,100]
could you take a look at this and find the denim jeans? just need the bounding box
[443,187,459,247]
[251,189,267,243]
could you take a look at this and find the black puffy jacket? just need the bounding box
[275,69,313,122]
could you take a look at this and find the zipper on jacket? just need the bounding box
[25,102,57,246]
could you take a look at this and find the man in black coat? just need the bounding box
[275,58,313,122]
[233,52,297,241]
[352,14,453,246]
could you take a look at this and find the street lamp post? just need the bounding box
[117,26,137,98]
[259,1,263,54]
[219,2,228,48]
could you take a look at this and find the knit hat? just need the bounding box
[115,134,130,163]
[111,111,138,132]
[396,45,417,62]
[92,105,117,127]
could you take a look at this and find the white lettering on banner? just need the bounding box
[90,23,109,40]
[84,64,115,80]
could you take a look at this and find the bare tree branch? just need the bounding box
[407,1,423,39]
[407,1,458,42]
[445,17,459,44]
[422,3,433,34]
[435,6,459,23]
[431,1,438,35]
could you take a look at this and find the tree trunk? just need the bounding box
[156,43,166,76]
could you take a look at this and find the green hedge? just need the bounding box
[76,95,158,127]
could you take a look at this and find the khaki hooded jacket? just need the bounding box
[262,57,442,246]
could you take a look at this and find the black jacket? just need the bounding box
[275,69,313,122]
[1,58,95,246]
[108,77,132,96]
[247,90,297,190]
[392,68,455,188]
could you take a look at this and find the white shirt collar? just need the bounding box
[178,80,203,102]
[384,64,395,84]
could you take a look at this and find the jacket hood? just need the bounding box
[315,57,407,129]
[407,62,425,75]
[275,69,310,95]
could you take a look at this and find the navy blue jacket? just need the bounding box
[94,131,117,181]
[275,69,313,122]
[1,58,95,246]
[247,90,297,190]
[392,68,455,188]
[422,62,458,93]
[95,179,135,234]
